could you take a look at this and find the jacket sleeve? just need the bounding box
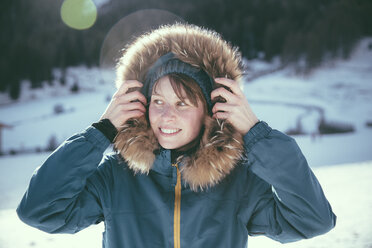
[16,126,111,234]
[241,121,336,243]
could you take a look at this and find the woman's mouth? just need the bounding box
[159,128,181,135]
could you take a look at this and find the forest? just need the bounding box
[1,0,371,99]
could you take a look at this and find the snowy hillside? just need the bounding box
[0,67,116,154]
[244,37,372,166]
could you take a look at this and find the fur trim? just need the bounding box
[114,23,244,191]
[114,116,159,174]
[115,23,243,87]
[180,116,243,191]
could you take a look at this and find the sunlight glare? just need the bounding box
[61,0,97,30]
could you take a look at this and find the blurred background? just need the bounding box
[1,0,371,99]
[0,0,372,247]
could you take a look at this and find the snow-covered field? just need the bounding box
[0,37,371,247]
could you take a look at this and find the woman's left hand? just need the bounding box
[211,77,259,135]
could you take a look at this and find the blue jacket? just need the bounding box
[17,121,336,247]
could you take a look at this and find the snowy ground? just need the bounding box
[0,38,371,247]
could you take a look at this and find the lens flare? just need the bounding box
[61,0,97,30]
[99,9,184,70]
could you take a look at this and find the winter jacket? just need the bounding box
[17,23,336,247]
[17,122,335,247]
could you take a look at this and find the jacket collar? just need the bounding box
[152,148,172,176]
[114,116,244,191]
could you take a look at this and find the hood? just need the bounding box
[113,23,244,191]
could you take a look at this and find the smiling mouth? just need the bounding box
[159,128,181,134]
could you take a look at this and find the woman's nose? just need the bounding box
[161,105,177,120]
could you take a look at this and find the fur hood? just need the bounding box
[114,23,244,191]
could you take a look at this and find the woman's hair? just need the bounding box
[152,73,208,114]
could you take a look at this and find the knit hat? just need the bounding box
[143,52,214,113]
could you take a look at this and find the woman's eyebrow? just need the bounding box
[151,92,163,97]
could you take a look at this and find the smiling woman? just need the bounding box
[149,74,206,150]
[16,23,336,248]
[60,0,97,30]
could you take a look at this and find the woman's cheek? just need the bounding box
[148,105,157,123]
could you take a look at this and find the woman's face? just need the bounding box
[149,76,205,150]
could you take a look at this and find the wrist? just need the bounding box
[241,117,260,135]
[243,121,272,151]
[92,119,118,143]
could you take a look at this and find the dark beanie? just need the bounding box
[142,52,214,112]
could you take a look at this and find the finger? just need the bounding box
[117,102,146,113]
[125,110,145,119]
[212,102,233,114]
[212,111,230,120]
[114,80,143,98]
[214,78,244,97]
[211,87,237,103]
[117,111,145,127]
[114,91,147,106]
[111,104,145,126]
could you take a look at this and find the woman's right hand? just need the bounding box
[100,80,147,130]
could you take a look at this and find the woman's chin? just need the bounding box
[159,138,200,151]
[159,142,183,150]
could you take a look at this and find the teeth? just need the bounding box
[160,128,180,134]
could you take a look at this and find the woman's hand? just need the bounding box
[100,80,147,130]
[211,78,259,135]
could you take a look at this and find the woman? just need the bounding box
[17,23,336,247]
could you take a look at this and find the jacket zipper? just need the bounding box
[172,163,181,248]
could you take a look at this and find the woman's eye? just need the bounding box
[177,101,187,106]
[153,99,163,105]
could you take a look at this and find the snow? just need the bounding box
[0,37,372,247]
[0,66,116,152]
[243,37,372,166]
